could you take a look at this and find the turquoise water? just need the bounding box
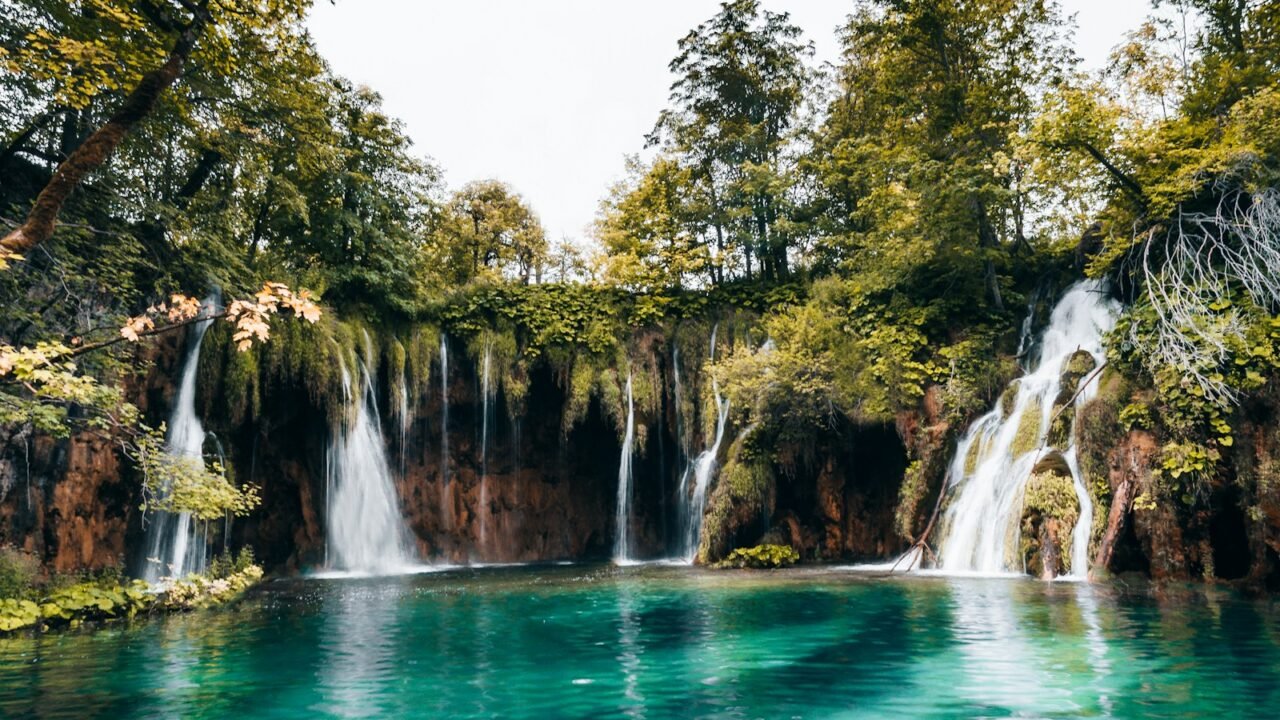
[2,565,1279,718]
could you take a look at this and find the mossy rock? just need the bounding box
[697,427,775,564]
[1009,396,1043,457]
[963,435,987,475]
[1045,403,1074,448]
[1021,467,1080,577]
[999,382,1019,419]
[1031,451,1072,478]
[1060,350,1097,389]
[1024,468,1080,526]
[717,544,799,569]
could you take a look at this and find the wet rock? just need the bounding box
[999,382,1019,419]
[1020,454,1080,579]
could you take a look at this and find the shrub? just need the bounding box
[718,544,799,569]
[0,547,40,600]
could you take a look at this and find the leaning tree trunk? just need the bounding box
[0,10,210,257]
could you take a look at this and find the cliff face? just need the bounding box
[0,338,177,572]
[4,323,1279,587]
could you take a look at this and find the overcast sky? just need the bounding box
[307,0,1155,244]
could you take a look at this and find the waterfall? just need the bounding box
[935,280,1119,577]
[324,351,417,575]
[613,370,636,564]
[478,340,494,556]
[439,334,452,531]
[675,324,729,562]
[672,344,689,462]
[398,364,410,479]
[142,297,217,582]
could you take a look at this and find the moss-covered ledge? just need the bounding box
[0,549,264,635]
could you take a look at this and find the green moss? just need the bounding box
[894,459,928,539]
[717,544,799,569]
[562,357,596,434]
[963,435,988,475]
[223,343,261,425]
[1024,470,1080,526]
[1046,402,1073,448]
[403,326,438,402]
[999,381,1019,419]
[697,427,774,564]
[1074,369,1134,557]
[1062,350,1097,386]
[1009,396,1044,457]
[1014,456,1082,575]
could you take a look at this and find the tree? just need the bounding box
[547,237,588,284]
[595,155,711,290]
[647,0,813,283]
[0,0,311,260]
[431,180,548,285]
[807,0,1072,312]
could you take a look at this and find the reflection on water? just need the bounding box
[616,583,645,719]
[2,566,1279,719]
[319,582,405,718]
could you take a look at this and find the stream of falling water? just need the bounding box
[675,325,730,563]
[439,335,452,531]
[613,370,636,564]
[398,359,410,480]
[935,280,1119,577]
[323,345,417,576]
[478,340,494,557]
[142,296,217,582]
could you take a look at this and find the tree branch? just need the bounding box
[0,2,212,259]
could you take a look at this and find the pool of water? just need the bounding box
[2,565,1278,718]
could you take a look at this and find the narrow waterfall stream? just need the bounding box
[478,340,494,557]
[935,280,1119,577]
[439,335,452,531]
[397,362,410,479]
[613,370,636,564]
[142,298,217,582]
[675,325,729,562]
[323,350,417,575]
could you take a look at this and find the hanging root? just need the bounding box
[1132,186,1280,404]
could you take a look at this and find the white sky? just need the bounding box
[307,0,1155,244]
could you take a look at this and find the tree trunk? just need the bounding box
[975,200,1005,312]
[58,108,82,159]
[1093,476,1133,575]
[0,7,210,257]
[174,148,222,208]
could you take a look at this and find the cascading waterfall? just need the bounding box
[439,335,452,530]
[675,325,729,562]
[324,349,417,575]
[1015,286,1042,368]
[613,370,636,564]
[478,340,494,556]
[935,280,1119,577]
[142,297,217,583]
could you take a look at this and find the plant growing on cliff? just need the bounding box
[718,544,799,569]
[0,286,319,519]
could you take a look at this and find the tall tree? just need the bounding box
[595,155,711,290]
[431,180,547,285]
[0,0,310,259]
[808,0,1071,311]
[648,0,812,283]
